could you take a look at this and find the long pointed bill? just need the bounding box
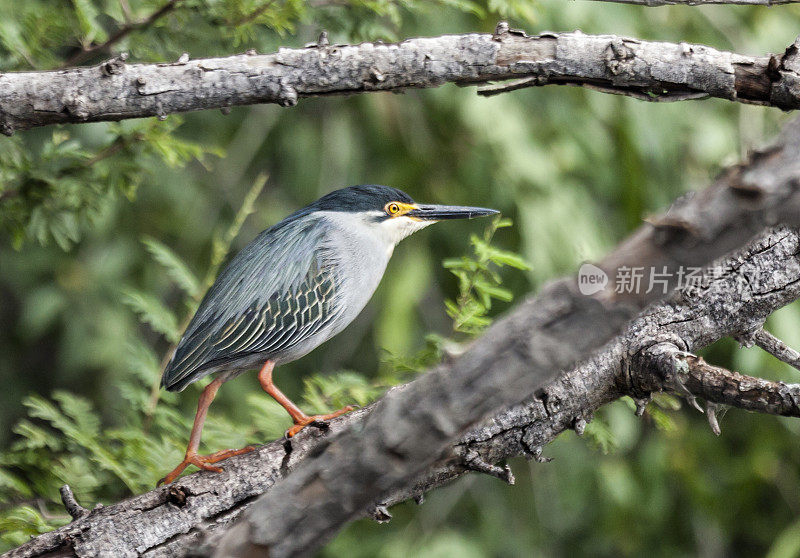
[406,204,499,221]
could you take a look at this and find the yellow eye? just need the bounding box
[385,202,401,216]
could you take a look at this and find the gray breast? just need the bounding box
[276,210,392,362]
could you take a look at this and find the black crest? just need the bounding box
[311,185,415,213]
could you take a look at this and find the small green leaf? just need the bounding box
[142,236,201,298]
[120,288,180,342]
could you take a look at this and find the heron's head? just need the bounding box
[311,185,499,245]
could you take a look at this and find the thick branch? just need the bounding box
[3,28,800,135]
[7,228,799,558]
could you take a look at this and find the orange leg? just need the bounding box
[258,360,355,438]
[158,377,257,486]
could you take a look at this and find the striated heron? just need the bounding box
[158,184,498,485]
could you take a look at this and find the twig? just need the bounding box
[741,328,800,372]
[462,449,515,484]
[231,0,277,27]
[636,345,800,418]
[62,0,182,68]
[59,485,89,521]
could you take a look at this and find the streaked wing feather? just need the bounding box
[162,216,339,390]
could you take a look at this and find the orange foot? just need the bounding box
[157,446,258,486]
[286,406,356,438]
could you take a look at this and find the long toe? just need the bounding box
[157,446,259,486]
[199,445,259,464]
[286,405,356,438]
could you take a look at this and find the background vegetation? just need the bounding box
[2,1,800,556]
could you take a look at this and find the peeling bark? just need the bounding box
[3,28,800,135]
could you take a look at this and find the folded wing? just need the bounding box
[161,215,340,391]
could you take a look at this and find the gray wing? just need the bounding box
[161,215,341,391]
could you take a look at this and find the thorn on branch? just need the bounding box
[632,395,652,417]
[413,493,425,505]
[706,402,725,436]
[177,52,190,64]
[371,504,392,523]
[671,355,705,413]
[318,31,330,48]
[493,21,509,39]
[59,484,89,520]
[462,449,515,484]
[100,52,128,76]
[278,80,298,107]
[572,414,591,436]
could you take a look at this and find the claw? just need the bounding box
[157,445,258,486]
[285,405,355,438]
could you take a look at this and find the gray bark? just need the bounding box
[6,116,800,558]
[3,27,800,135]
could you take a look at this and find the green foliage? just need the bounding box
[120,288,181,342]
[443,217,529,334]
[1,119,219,250]
[142,236,202,298]
[0,179,527,552]
[4,1,800,557]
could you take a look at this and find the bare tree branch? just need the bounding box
[58,485,89,521]
[3,26,800,135]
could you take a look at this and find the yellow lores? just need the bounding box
[385,201,419,218]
